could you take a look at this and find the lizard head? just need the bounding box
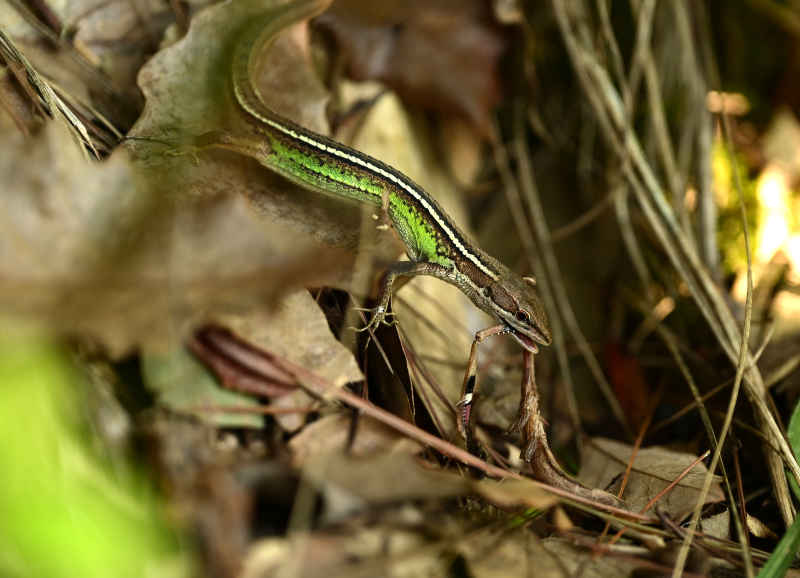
[482,272,552,353]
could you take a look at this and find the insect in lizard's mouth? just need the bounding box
[507,325,540,354]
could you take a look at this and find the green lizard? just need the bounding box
[231,0,552,444]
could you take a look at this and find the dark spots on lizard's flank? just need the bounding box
[458,258,495,291]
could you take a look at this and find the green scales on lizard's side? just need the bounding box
[230,0,552,448]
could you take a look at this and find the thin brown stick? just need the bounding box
[672,103,757,578]
[190,403,317,415]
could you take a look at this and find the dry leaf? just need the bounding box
[579,437,724,519]
[746,513,778,539]
[242,524,444,578]
[699,509,730,540]
[539,539,659,578]
[211,290,364,431]
[301,450,470,506]
[289,413,421,465]
[142,290,363,429]
[457,534,642,578]
[551,506,573,532]
[142,343,264,429]
[316,0,506,133]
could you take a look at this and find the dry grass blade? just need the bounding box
[626,289,751,561]
[550,0,800,530]
[0,29,98,158]
[671,103,758,578]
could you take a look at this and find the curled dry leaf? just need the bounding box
[142,289,365,430]
[746,513,778,539]
[578,437,724,520]
[142,342,265,429]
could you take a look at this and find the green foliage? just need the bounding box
[0,331,180,578]
[790,399,800,504]
[756,399,800,577]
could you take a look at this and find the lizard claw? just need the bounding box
[352,305,397,333]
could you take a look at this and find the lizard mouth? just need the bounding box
[507,325,539,354]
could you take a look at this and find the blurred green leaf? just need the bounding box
[756,515,800,578]
[790,399,800,503]
[0,330,181,578]
[756,399,800,577]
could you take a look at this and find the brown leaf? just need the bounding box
[142,343,265,429]
[457,535,642,578]
[316,0,506,133]
[210,291,364,432]
[289,413,422,465]
[538,539,654,578]
[301,450,471,507]
[143,290,363,429]
[578,437,724,520]
[699,510,730,540]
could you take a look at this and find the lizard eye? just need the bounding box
[515,310,531,324]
